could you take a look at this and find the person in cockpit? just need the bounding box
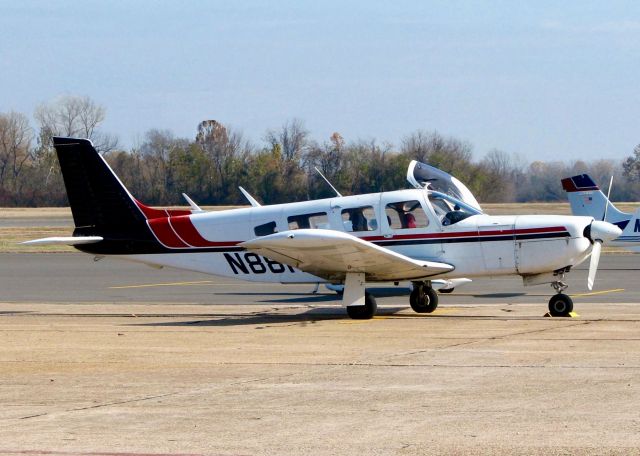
[443,204,469,226]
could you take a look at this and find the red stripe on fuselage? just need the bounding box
[361,226,568,242]
[147,219,569,250]
[148,218,190,248]
[169,215,238,247]
[135,199,191,219]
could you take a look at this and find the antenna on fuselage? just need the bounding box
[314,167,343,197]
[239,186,262,207]
[602,176,614,221]
[182,193,204,213]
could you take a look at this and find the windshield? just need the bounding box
[407,160,483,212]
[428,191,481,226]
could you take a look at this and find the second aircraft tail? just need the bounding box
[561,174,631,230]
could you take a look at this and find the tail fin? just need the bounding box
[617,208,640,251]
[54,137,146,232]
[53,137,164,253]
[561,174,631,229]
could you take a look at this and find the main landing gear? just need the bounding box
[343,273,377,319]
[346,292,377,319]
[548,279,574,317]
[410,281,438,313]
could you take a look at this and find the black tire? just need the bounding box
[409,286,438,313]
[548,293,574,317]
[439,288,454,294]
[346,292,377,319]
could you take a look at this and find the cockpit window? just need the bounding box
[428,191,479,226]
[341,206,377,232]
[288,212,329,230]
[385,200,429,230]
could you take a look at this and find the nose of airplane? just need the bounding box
[585,220,622,244]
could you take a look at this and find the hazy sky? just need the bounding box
[1,0,639,161]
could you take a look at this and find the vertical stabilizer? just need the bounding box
[561,174,630,229]
[52,137,159,253]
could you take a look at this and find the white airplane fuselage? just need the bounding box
[119,188,594,285]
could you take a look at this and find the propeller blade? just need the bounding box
[587,240,602,291]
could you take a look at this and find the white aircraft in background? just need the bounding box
[26,137,621,319]
[562,174,640,252]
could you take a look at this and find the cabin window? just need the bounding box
[254,221,277,236]
[287,212,329,230]
[341,206,377,232]
[385,200,429,229]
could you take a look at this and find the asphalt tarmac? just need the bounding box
[0,252,637,306]
[1,252,640,455]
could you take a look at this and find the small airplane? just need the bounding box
[562,173,640,252]
[26,137,621,319]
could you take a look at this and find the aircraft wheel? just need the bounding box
[410,286,438,313]
[346,292,377,319]
[548,293,573,317]
[439,288,454,294]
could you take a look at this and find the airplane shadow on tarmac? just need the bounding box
[129,306,540,327]
[129,307,406,327]
[129,287,530,328]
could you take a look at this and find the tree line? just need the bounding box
[2,95,640,207]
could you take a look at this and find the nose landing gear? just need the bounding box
[548,279,574,317]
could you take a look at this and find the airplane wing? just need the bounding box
[240,229,454,282]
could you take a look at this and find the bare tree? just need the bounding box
[265,119,309,162]
[623,144,640,182]
[137,129,190,202]
[34,95,118,153]
[196,120,251,200]
[0,111,33,194]
[401,130,473,171]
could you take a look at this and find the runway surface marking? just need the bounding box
[109,280,215,289]
[108,281,302,289]
[570,288,625,298]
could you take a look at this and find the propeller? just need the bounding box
[585,220,622,290]
[587,240,601,291]
[588,176,616,290]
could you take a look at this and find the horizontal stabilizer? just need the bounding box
[21,236,103,246]
[241,229,454,282]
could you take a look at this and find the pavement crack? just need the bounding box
[18,392,179,420]
[487,320,590,340]
[17,373,300,421]
[378,320,591,362]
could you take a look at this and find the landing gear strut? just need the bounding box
[410,281,438,313]
[548,279,573,317]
